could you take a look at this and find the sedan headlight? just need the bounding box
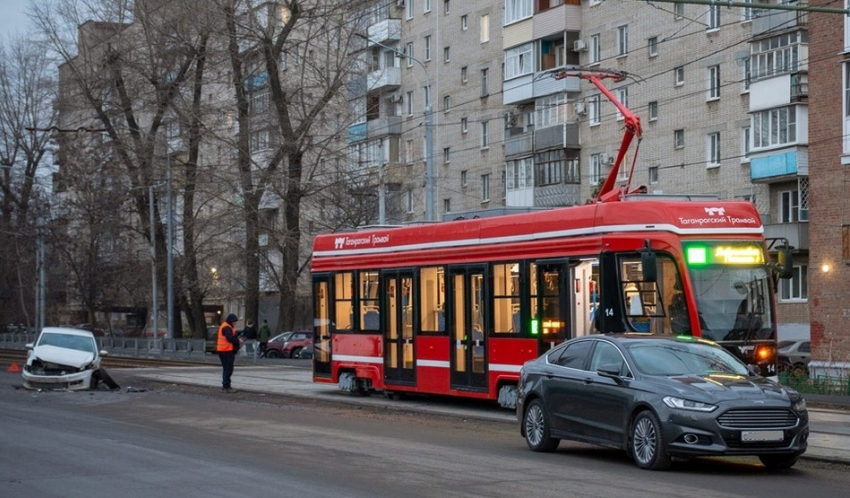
[663,396,718,412]
[792,397,807,412]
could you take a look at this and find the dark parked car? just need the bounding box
[517,334,808,470]
[264,331,311,358]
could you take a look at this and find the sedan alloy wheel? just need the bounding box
[631,411,671,470]
[523,399,560,452]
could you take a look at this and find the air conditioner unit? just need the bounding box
[574,102,586,115]
[573,40,587,52]
[391,94,403,103]
[395,0,405,7]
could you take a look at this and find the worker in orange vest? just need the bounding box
[217,313,243,392]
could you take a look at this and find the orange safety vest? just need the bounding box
[217,322,236,353]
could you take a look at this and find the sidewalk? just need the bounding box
[128,365,850,465]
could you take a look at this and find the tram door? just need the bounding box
[447,265,488,391]
[572,260,598,337]
[313,276,332,378]
[382,270,416,385]
[533,259,570,352]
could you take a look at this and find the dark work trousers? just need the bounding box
[218,351,236,388]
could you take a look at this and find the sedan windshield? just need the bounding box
[626,340,750,377]
[37,333,96,354]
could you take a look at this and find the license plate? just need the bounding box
[741,430,784,442]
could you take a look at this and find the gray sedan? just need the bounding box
[517,334,808,470]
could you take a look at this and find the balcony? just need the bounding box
[750,148,808,182]
[504,70,580,105]
[367,115,401,137]
[504,123,579,158]
[367,18,401,45]
[763,222,809,251]
[367,67,401,92]
[752,9,806,38]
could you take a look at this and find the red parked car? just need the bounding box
[264,331,312,358]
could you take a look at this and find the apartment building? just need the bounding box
[350,0,810,339]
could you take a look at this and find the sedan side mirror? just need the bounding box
[746,364,762,377]
[597,364,625,382]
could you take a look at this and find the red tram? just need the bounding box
[310,70,789,408]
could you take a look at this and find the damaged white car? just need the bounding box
[22,327,117,391]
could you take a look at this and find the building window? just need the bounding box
[780,265,808,302]
[590,153,603,185]
[424,0,431,13]
[406,91,414,115]
[616,25,628,56]
[405,139,414,163]
[674,2,684,19]
[406,43,414,67]
[505,0,533,25]
[649,166,659,184]
[480,14,489,43]
[588,94,601,125]
[444,198,451,213]
[461,117,468,133]
[481,120,489,148]
[406,0,414,20]
[461,14,468,30]
[250,88,270,114]
[648,36,658,57]
[424,85,431,110]
[751,32,799,82]
[753,106,796,149]
[780,185,809,223]
[707,4,720,30]
[444,46,450,62]
[648,101,658,121]
[535,150,565,186]
[708,65,720,100]
[845,62,850,154]
[461,169,467,185]
[707,132,721,167]
[615,87,628,121]
[424,35,432,61]
[589,34,600,65]
[741,57,751,92]
[407,190,414,213]
[481,173,490,201]
[444,0,450,15]
[741,126,751,162]
[443,95,451,112]
[481,68,489,97]
[674,129,685,149]
[505,43,533,80]
[506,157,533,191]
[535,93,567,129]
[444,147,451,163]
[741,0,755,22]
[461,66,468,82]
[674,66,684,86]
[250,129,270,152]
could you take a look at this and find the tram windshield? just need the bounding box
[684,242,775,343]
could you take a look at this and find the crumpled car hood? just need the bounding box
[30,345,96,369]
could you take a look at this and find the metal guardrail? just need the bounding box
[0,333,210,360]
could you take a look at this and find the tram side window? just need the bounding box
[493,262,520,334]
[360,271,380,331]
[420,266,445,332]
[334,272,354,330]
[620,254,686,335]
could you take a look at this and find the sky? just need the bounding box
[0,0,33,38]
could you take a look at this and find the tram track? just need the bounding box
[0,348,210,369]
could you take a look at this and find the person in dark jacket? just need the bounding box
[217,313,242,392]
[242,319,258,358]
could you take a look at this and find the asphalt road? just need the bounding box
[2,369,849,498]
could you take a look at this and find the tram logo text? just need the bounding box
[334,235,391,250]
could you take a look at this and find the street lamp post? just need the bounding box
[166,159,174,339]
[149,185,158,339]
[355,34,435,222]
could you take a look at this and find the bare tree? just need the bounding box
[33,0,220,337]
[0,34,57,329]
[218,0,370,331]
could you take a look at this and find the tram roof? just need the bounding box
[312,196,763,261]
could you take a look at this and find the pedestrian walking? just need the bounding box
[258,319,271,357]
[242,319,258,358]
[217,313,243,392]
